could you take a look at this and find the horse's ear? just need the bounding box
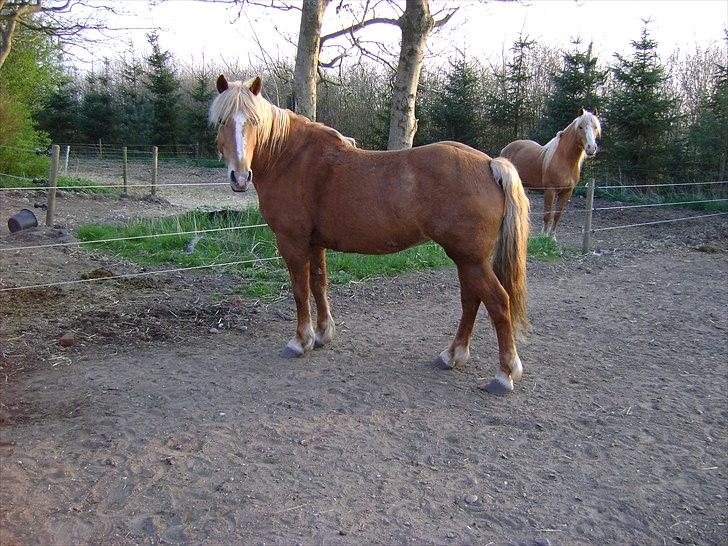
[579,107,585,116]
[249,76,262,96]
[216,74,228,94]
[593,108,599,117]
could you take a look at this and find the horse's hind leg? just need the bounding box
[435,264,481,370]
[309,246,335,348]
[277,238,315,358]
[478,266,523,395]
[440,260,522,394]
[543,189,556,234]
[549,188,574,237]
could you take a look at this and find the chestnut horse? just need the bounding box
[500,109,601,236]
[210,75,531,395]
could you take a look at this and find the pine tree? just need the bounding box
[36,75,82,144]
[486,34,536,147]
[145,32,180,151]
[428,57,484,149]
[116,52,153,146]
[687,44,728,181]
[183,69,217,156]
[79,68,116,146]
[538,39,606,142]
[606,22,678,183]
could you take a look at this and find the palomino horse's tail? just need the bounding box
[489,157,531,338]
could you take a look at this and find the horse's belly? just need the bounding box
[314,223,427,255]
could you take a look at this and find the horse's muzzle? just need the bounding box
[230,169,253,192]
[585,145,598,156]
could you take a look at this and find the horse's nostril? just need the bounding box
[230,171,237,183]
[246,170,252,183]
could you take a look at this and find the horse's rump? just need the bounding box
[500,140,546,190]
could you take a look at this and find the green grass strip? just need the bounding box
[76,207,561,299]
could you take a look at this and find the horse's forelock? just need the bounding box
[208,80,262,126]
[579,110,601,136]
[208,78,290,154]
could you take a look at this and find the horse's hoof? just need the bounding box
[279,340,304,359]
[481,378,513,396]
[314,338,325,349]
[434,350,453,370]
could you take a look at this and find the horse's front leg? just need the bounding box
[549,188,574,237]
[543,188,556,234]
[309,246,335,348]
[278,241,315,358]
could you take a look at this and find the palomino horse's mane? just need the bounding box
[542,110,601,171]
[208,78,290,155]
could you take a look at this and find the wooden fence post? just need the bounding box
[581,179,596,254]
[151,146,158,196]
[121,146,129,197]
[46,144,60,226]
[62,145,70,175]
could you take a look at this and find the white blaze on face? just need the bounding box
[233,112,247,168]
[582,114,598,155]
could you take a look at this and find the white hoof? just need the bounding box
[494,370,514,391]
[437,349,453,369]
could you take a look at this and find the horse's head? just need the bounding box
[210,74,263,192]
[577,108,601,156]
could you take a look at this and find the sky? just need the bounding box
[71,0,727,72]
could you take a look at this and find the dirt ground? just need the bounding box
[0,164,727,545]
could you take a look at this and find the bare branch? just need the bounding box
[320,16,400,46]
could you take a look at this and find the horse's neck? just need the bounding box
[554,124,586,171]
[251,108,297,176]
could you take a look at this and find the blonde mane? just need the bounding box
[209,78,290,155]
[542,110,601,171]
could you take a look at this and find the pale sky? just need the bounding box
[72,0,727,71]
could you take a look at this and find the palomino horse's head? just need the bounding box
[577,108,601,156]
[209,74,264,192]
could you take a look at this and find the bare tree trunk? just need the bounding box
[387,0,434,150]
[292,0,329,121]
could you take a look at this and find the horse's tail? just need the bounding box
[489,157,530,338]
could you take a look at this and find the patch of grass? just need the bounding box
[527,233,563,261]
[76,207,562,299]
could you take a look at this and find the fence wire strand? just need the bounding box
[594,198,728,212]
[0,181,230,191]
[0,172,36,182]
[597,180,728,190]
[592,211,728,232]
[0,224,271,253]
[0,256,283,292]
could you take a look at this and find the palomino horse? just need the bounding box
[500,109,601,236]
[210,75,531,395]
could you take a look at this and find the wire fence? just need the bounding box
[2,146,728,293]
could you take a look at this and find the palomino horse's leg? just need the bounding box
[437,261,522,395]
[309,246,335,348]
[543,189,556,235]
[549,188,574,237]
[477,266,523,395]
[277,239,316,358]
[434,263,480,370]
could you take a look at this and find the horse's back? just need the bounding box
[500,140,545,189]
[312,141,504,254]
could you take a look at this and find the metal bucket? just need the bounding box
[8,208,38,233]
